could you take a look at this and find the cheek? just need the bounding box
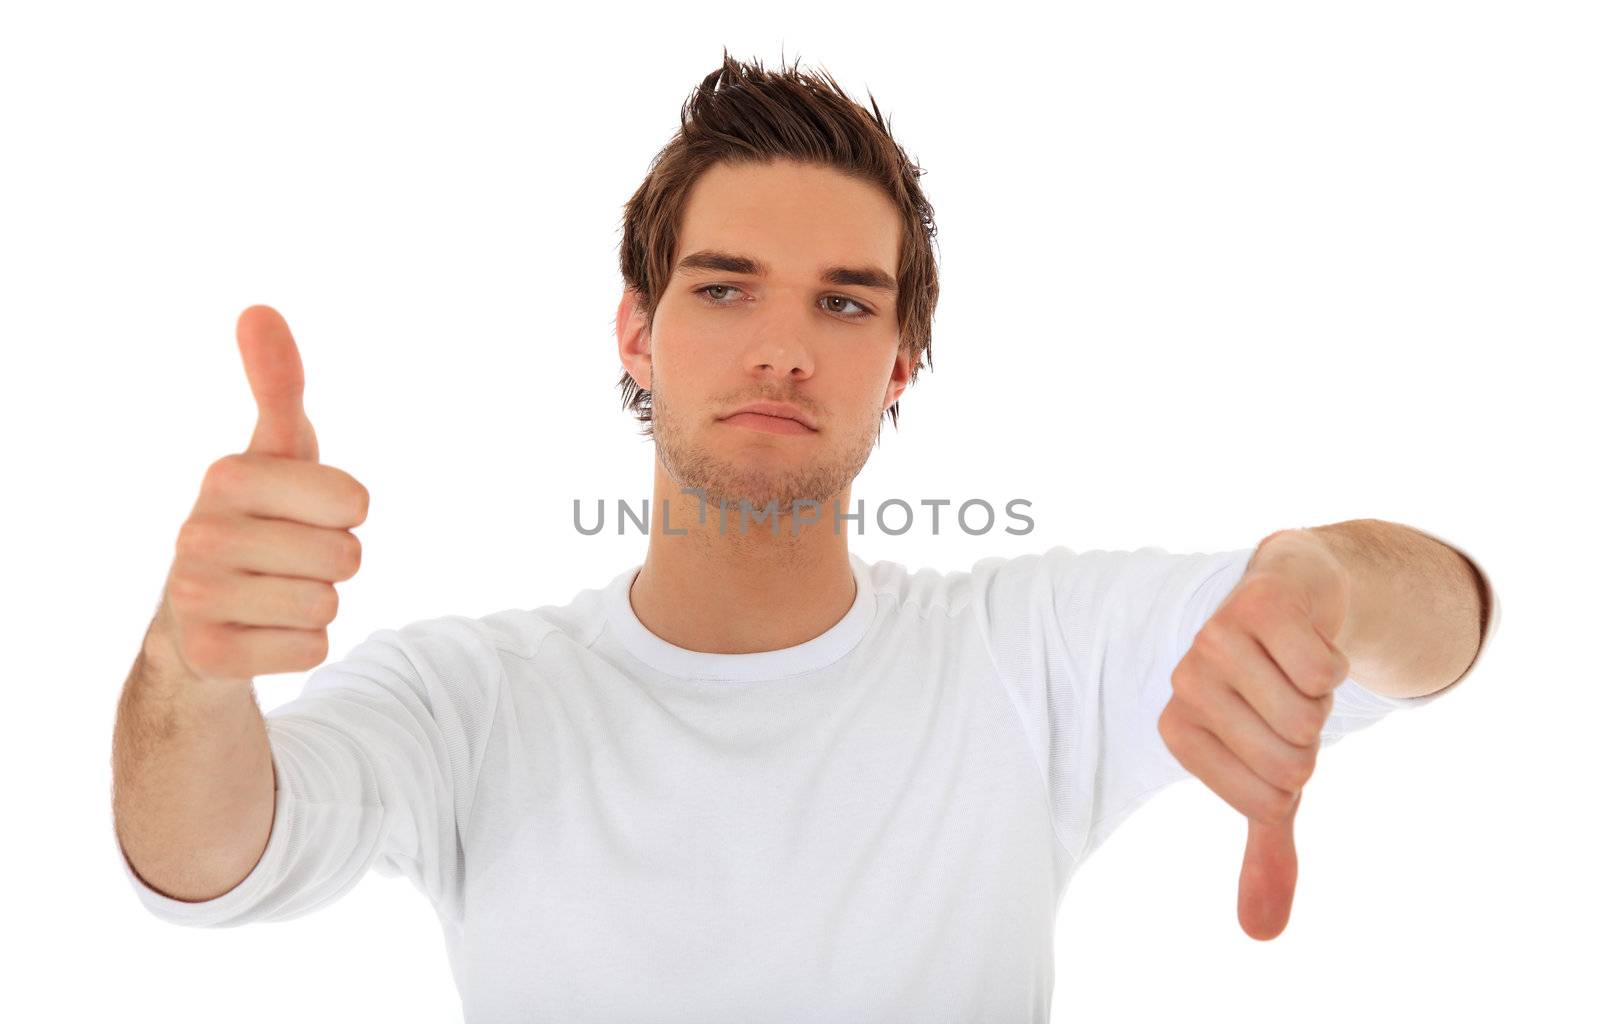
[824,354,894,418]
[655,334,721,385]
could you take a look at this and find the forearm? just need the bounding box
[111,621,277,902]
[1281,518,1484,699]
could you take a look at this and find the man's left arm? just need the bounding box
[1252,518,1496,700]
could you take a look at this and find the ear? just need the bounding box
[882,344,913,411]
[616,287,653,391]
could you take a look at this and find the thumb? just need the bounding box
[1237,791,1302,941]
[237,304,319,462]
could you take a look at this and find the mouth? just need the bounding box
[720,411,816,436]
[718,402,819,433]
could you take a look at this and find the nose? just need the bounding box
[736,289,820,383]
[754,355,810,380]
[746,331,814,382]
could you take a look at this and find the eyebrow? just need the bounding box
[675,249,898,294]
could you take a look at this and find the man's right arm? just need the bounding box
[112,304,364,911]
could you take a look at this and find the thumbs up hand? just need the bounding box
[1156,529,1352,941]
[145,306,371,689]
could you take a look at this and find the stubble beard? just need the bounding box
[650,369,882,524]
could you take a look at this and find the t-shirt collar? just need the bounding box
[601,552,876,681]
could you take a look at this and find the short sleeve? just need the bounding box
[971,540,1496,873]
[116,614,506,928]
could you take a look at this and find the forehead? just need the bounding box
[675,159,901,274]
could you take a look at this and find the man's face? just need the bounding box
[618,158,911,520]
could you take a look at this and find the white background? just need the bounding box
[3,1,1594,1021]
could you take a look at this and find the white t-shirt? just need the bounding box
[117,539,1500,1023]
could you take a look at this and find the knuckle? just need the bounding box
[1157,706,1176,745]
[175,520,200,558]
[183,626,230,676]
[1158,708,1190,756]
[1170,669,1207,717]
[1260,788,1297,826]
[1169,664,1195,704]
[204,454,247,495]
[177,517,222,560]
[1234,580,1278,621]
[166,569,209,610]
[1275,749,1317,791]
[1192,622,1228,662]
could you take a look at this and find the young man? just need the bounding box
[113,53,1499,1022]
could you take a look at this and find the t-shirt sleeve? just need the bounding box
[972,536,1499,872]
[115,614,506,928]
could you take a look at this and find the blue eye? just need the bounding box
[693,284,874,321]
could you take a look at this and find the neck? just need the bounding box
[627,461,858,655]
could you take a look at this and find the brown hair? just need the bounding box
[616,49,940,437]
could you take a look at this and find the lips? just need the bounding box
[722,401,818,430]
